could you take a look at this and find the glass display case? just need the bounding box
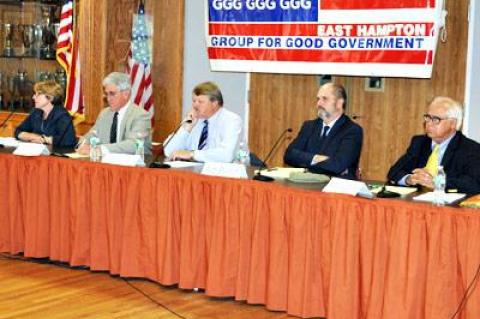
[0,0,65,114]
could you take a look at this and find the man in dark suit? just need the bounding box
[388,96,480,195]
[284,83,363,179]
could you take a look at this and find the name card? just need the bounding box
[323,177,373,198]
[101,153,145,167]
[201,162,248,179]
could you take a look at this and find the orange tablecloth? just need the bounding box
[0,153,479,318]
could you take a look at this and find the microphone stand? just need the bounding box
[150,119,192,168]
[253,128,292,182]
[0,109,17,148]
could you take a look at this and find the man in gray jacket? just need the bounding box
[77,72,152,155]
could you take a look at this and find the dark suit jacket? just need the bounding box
[284,114,363,179]
[15,104,77,147]
[387,132,480,195]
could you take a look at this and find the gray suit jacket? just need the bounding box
[82,102,152,154]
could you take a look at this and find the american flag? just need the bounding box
[56,0,84,120]
[126,1,154,120]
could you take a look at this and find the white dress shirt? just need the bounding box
[164,107,242,163]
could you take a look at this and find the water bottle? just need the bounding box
[89,132,101,162]
[235,142,250,166]
[135,137,145,163]
[433,165,446,206]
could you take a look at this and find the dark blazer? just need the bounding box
[387,132,480,195]
[284,114,363,179]
[15,104,77,147]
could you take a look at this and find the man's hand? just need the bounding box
[312,154,329,165]
[76,143,91,155]
[18,132,46,144]
[184,109,198,132]
[171,150,194,161]
[407,168,434,189]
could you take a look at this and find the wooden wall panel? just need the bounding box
[248,74,318,166]
[149,0,184,142]
[249,0,469,181]
[78,0,183,141]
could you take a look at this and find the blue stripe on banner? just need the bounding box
[208,0,318,22]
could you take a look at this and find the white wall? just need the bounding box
[183,1,249,138]
[464,0,480,142]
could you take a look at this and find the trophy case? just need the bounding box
[0,0,65,136]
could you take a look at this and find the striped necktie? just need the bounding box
[198,120,209,150]
[425,144,440,176]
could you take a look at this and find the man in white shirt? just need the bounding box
[77,72,152,155]
[164,81,242,163]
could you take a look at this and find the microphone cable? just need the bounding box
[122,278,188,319]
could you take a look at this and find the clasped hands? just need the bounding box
[406,168,434,189]
[18,132,51,145]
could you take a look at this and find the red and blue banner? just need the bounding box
[206,0,445,78]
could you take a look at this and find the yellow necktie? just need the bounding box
[425,144,440,176]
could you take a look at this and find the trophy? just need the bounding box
[22,24,35,57]
[41,25,57,59]
[7,75,18,111]
[3,24,13,57]
[16,70,30,112]
[40,6,56,59]
[55,68,67,93]
[33,24,43,58]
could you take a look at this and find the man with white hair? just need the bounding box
[388,96,480,194]
[77,72,151,155]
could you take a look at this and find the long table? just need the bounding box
[0,153,479,318]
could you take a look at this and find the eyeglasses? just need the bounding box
[423,114,454,125]
[103,91,120,98]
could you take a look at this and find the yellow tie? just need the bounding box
[425,144,440,176]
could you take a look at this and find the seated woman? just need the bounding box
[15,80,77,147]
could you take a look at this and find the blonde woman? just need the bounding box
[15,80,76,147]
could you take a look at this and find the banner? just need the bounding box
[206,0,445,78]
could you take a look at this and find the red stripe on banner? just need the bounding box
[209,23,318,36]
[210,23,435,37]
[208,47,432,64]
[320,0,435,9]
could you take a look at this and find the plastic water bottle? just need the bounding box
[235,142,250,166]
[135,137,145,162]
[89,132,101,162]
[433,165,446,206]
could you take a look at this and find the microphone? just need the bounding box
[150,119,192,168]
[376,184,400,198]
[0,108,17,148]
[253,128,292,182]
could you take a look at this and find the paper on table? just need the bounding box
[370,185,418,196]
[323,177,373,198]
[254,167,306,179]
[201,162,248,179]
[163,161,203,168]
[13,142,50,156]
[0,137,20,147]
[413,192,466,204]
[101,153,145,167]
[65,152,90,159]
